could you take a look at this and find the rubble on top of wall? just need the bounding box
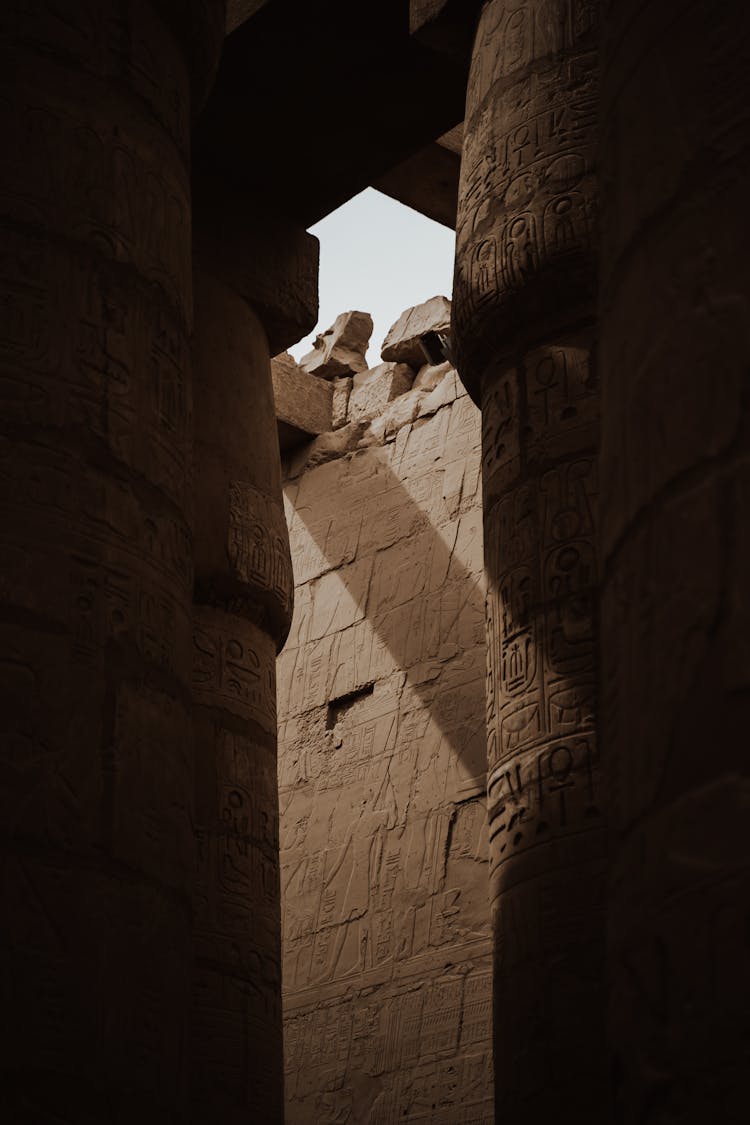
[299,309,373,378]
[287,419,366,477]
[348,361,414,423]
[381,294,452,368]
[414,358,453,390]
[278,289,489,1123]
[282,297,460,478]
[330,376,352,428]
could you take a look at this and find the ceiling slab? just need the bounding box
[196,0,478,227]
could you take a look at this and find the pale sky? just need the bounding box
[288,188,456,367]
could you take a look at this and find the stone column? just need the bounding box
[599,3,750,1119]
[452,2,606,1121]
[0,3,223,1122]
[190,181,318,1123]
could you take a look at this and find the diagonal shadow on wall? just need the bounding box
[283,430,488,785]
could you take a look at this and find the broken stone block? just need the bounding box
[299,310,373,379]
[418,366,460,417]
[331,377,352,429]
[381,295,451,368]
[357,413,388,449]
[347,362,414,423]
[272,352,333,451]
[413,359,453,391]
[380,386,426,438]
[287,420,366,478]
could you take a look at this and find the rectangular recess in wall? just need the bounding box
[326,683,374,729]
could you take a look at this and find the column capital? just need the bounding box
[193,175,319,355]
[452,0,600,402]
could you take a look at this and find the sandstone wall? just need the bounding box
[276,314,493,1123]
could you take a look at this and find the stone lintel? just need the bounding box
[195,1,472,227]
[373,141,460,229]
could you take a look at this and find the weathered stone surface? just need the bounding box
[381,295,452,368]
[452,2,599,402]
[356,411,390,448]
[348,362,415,422]
[272,351,334,452]
[438,123,464,155]
[414,359,453,390]
[378,386,426,438]
[453,4,605,1122]
[355,389,427,449]
[279,371,491,1122]
[331,376,353,429]
[300,310,373,379]
[417,366,460,417]
[287,421,367,479]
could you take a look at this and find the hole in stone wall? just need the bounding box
[418,329,450,365]
[325,682,375,730]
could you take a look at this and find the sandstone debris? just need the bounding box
[331,377,352,429]
[381,295,451,368]
[348,361,414,422]
[300,310,373,378]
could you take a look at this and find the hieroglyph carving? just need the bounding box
[228,481,294,622]
[453,1,598,350]
[483,346,599,869]
[192,608,276,736]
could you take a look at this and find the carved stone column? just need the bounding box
[452,2,606,1120]
[0,3,223,1121]
[600,2,750,1119]
[191,180,318,1123]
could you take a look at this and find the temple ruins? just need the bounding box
[1,2,748,1123]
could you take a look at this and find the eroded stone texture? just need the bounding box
[273,352,334,452]
[600,2,750,1117]
[348,362,415,423]
[414,360,453,391]
[300,311,373,379]
[191,184,310,1118]
[453,0,599,403]
[381,296,452,368]
[331,377,353,429]
[0,3,222,1119]
[452,3,605,1121]
[278,364,493,1122]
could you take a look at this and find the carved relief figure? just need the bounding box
[320,769,398,981]
[502,212,539,290]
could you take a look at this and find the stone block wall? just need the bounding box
[276,308,493,1123]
